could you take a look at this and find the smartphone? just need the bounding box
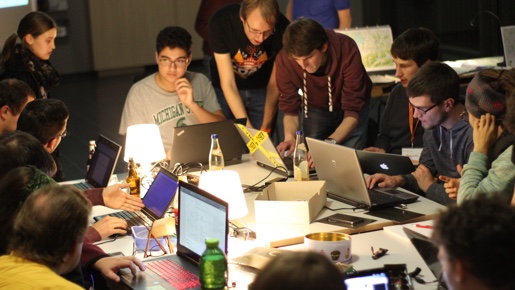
[327,214,364,225]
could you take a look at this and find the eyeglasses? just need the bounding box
[58,130,69,138]
[158,57,189,68]
[460,110,469,122]
[245,21,275,38]
[410,101,440,115]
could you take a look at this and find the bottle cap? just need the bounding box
[205,238,219,248]
[296,130,303,135]
[89,140,95,145]
[211,134,218,139]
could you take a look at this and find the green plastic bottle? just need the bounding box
[199,238,227,289]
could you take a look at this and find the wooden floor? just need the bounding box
[54,62,208,180]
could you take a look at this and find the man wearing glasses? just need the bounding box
[120,26,224,156]
[366,62,473,205]
[209,0,289,142]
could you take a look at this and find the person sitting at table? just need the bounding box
[364,27,439,155]
[366,62,473,205]
[0,131,144,240]
[119,26,224,159]
[440,69,515,203]
[249,251,343,290]
[0,78,35,135]
[0,183,92,289]
[432,194,515,290]
[0,166,146,289]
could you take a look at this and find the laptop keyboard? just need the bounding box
[74,181,92,191]
[368,189,404,204]
[146,259,200,289]
[110,211,153,229]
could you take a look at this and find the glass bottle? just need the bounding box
[86,140,96,172]
[199,238,227,289]
[209,134,224,170]
[293,130,309,181]
[126,157,141,198]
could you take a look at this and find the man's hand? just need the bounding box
[472,113,498,155]
[92,216,128,239]
[363,146,385,153]
[94,256,146,282]
[438,164,463,200]
[277,140,295,157]
[175,78,194,107]
[103,183,144,212]
[411,164,436,193]
[365,173,404,189]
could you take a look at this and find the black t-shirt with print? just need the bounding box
[209,3,289,90]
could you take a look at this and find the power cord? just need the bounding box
[243,166,289,192]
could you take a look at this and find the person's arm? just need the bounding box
[325,112,358,143]
[286,0,293,21]
[194,0,211,43]
[260,63,280,132]
[337,9,352,29]
[175,77,225,123]
[276,113,300,156]
[213,52,251,127]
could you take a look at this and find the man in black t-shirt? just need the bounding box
[209,0,289,143]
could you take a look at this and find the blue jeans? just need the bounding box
[215,88,284,145]
[302,104,369,149]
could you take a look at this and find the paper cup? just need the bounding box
[305,232,352,263]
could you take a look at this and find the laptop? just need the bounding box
[93,167,178,233]
[73,135,121,190]
[169,118,246,168]
[306,137,419,210]
[120,180,229,290]
[403,227,446,288]
[356,150,416,176]
[234,124,316,177]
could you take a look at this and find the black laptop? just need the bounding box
[119,180,229,290]
[356,150,416,176]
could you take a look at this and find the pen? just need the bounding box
[415,224,433,229]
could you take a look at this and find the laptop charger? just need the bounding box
[264,177,287,186]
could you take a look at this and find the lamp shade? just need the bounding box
[124,124,166,163]
[199,170,248,220]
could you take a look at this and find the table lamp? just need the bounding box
[198,170,248,220]
[124,124,166,194]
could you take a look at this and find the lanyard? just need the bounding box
[408,103,420,148]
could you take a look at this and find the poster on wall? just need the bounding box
[0,0,29,9]
[501,25,515,68]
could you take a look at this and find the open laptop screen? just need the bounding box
[177,181,229,264]
[142,168,178,219]
[85,135,121,188]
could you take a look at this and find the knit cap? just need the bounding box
[465,72,506,119]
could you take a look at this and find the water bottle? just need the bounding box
[86,140,96,172]
[293,130,309,181]
[209,134,224,170]
[199,238,227,289]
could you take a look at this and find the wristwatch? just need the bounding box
[325,138,337,144]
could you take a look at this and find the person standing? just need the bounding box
[286,0,351,29]
[209,0,289,142]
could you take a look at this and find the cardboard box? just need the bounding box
[254,181,327,224]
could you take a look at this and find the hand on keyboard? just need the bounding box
[94,256,146,283]
[92,216,128,239]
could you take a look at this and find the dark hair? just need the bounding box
[17,98,69,144]
[406,61,460,104]
[0,131,56,178]
[8,184,91,268]
[506,90,515,133]
[249,251,343,290]
[432,194,515,289]
[391,27,440,67]
[0,79,35,115]
[1,11,56,69]
[0,166,56,254]
[283,17,328,57]
[156,26,192,56]
[240,0,279,26]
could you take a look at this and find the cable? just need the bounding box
[244,166,289,192]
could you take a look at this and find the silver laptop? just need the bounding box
[73,135,121,190]
[306,138,419,210]
[119,180,229,290]
[169,118,246,168]
[356,150,416,176]
[93,167,178,234]
[234,124,316,177]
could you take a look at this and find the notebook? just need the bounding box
[356,150,416,176]
[402,227,445,288]
[93,167,178,233]
[119,180,229,290]
[73,135,121,190]
[306,137,419,210]
[169,118,246,168]
[234,124,316,177]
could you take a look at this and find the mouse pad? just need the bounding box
[364,208,424,222]
[315,213,376,229]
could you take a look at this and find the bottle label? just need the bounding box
[294,161,309,181]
